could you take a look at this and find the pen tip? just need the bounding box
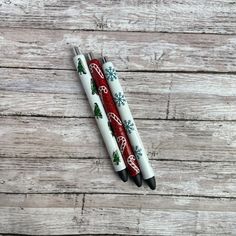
[145,176,156,190]
[132,173,142,187]
[117,169,128,182]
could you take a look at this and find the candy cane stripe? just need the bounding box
[98,86,108,94]
[107,112,122,125]
[117,136,126,154]
[89,63,104,79]
[127,155,140,174]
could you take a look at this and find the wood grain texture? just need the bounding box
[0,0,235,34]
[0,157,235,197]
[1,28,236,72]
[1,68,236,120]
[1,0,236,235]
[0,193,236,235]
[0,68,169,119]
[1,116,236,162]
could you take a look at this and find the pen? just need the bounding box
[102,57,156,190]
[88,53,142,187]
[72,47,128,182]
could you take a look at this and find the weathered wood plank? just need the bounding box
[0,0,235,34]
[0,193,83,235]
[0,193,236,235]
[1,116,236,162]
[168,73,236,120]
[0,157,235,197]
[1,28,236,72]
[1,68,236,120]
[0,68,169,119]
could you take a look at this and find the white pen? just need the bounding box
[72,47,128,182]
[102,56,156,190]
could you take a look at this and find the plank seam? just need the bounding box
[1,66,236,74]
[81,193,85,215]
[0,192,235,200]
[0,155,235,163]
[0,26,235,36]
[165,79,173,119]
[1,114,236,122]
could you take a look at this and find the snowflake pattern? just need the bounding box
[105,66,118,81]
[114,92,126,107]
[134,146,142,159]
[123,120,135,134]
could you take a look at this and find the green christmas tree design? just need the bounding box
[113,150,120,165]
[91,78,98,95]
[108,121,115,136]
[94,103,102,119]
[77,58,86,75]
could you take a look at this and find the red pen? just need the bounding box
[88,53,142,187]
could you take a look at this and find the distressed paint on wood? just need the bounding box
[0,0,236,235]
[0,193,236,235]
[0,68,169,119]
[1,116,236,162]
[0,28,236,72]
[0,0,235,34]
[0,158,235,197]
[1,68,236,120]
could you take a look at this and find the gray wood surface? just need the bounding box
[0,0,236,235]
[1,117,236,162]
[1,69,236,120]
[1,28,236,72]
[0,0,235,34]
[0,157,235,197]
[0,194,235,235]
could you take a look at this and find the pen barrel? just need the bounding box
[73,54,126,172]
[102,61,154,180]
[88,58,140,177]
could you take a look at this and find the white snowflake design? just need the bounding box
[134,145,142,159]
[114,92,126,107]
[123,120,135,134]
[105,66,118,81]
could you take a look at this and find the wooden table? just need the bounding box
[0,1,236,235]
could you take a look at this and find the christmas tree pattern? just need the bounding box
[108,121,115,136]
[77,58,86,75]
[114,92,126,107]
[94,103,102,119]
[112,150,121,165]
[105,66,118,81]
[123,119,135,134]
[134,145,142,159]
[91,78,98,95]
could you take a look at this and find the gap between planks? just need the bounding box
[1,66,236,74]
[3,114,236,123]
[1,26,236,37]
[1,192,236,200]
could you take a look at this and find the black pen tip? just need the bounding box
[132,173,142,187]
[117,169,128,182]
[145,176,156,190]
